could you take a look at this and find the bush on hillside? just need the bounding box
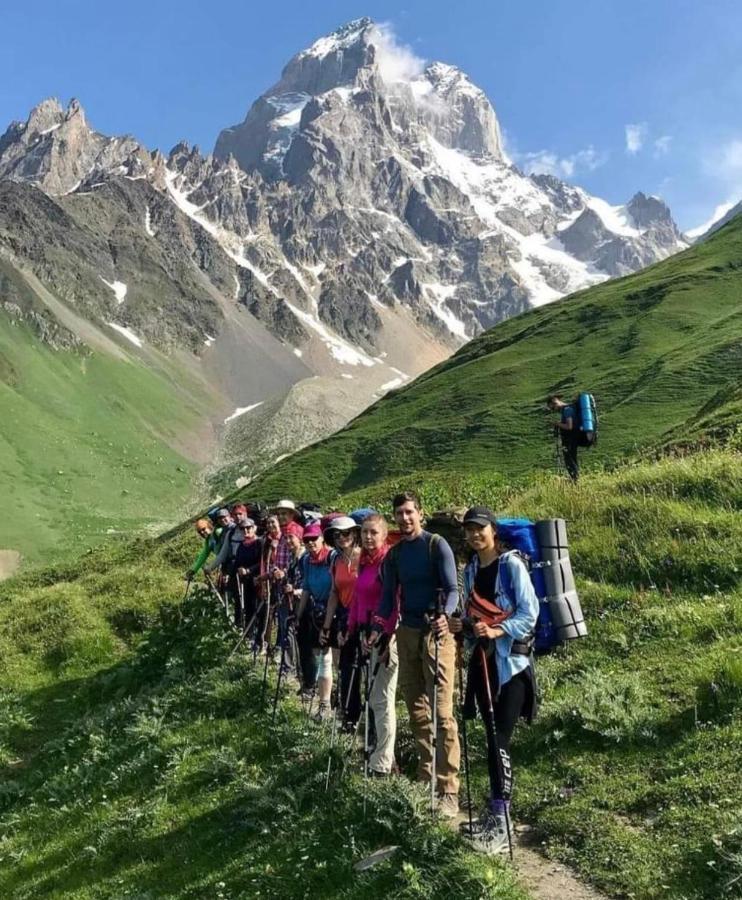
[551,670,658,742]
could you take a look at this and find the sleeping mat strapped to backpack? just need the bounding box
[494,517,587,652]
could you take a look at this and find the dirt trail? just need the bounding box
[0,550,21,581]
[513,828,607,900]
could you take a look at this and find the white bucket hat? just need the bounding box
[324,515,360,533]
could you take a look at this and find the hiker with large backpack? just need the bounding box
[368,491,461,818]
[295,522,336,720]
[320,517,363,732]
[447,507,539,855]
[547,392,598,481]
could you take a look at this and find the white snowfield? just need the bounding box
[108,322,142,347]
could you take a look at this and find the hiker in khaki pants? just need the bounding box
[369,491,461,818]
[396,625,460,801]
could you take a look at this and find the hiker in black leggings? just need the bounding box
[446,506,539,856]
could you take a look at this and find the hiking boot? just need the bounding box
[459,810,491,836]
[313,701,330,723]
[436,793,459,819]
[469,815,511,855]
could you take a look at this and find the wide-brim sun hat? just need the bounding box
[274,499,297,511]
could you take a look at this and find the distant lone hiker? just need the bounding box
[547,394,579,482]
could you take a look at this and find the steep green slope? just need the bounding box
[0,449,740,898]
[247,215,742,502]
[0,315,215,566]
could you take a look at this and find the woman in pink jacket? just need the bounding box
[348,513,399,776]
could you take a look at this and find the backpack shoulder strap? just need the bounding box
[429,532,441,558]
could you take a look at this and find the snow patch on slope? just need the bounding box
[585,197,642,237]
[423,283,468,338]
[100,277,128,304]
[224,402,264,424]
[108,323,142,347]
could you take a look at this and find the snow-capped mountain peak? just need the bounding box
[1,18,687,362]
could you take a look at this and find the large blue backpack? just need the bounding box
[495,517,560,654]
[574,392,598,447]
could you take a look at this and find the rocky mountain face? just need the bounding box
[0,17,689,489]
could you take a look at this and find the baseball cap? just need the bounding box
[462,506,497,527]
[303,522,322,539]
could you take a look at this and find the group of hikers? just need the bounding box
[183,393,594,855]
[187,490,544,857]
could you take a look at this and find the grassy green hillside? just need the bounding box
[1,449,740,898]
[0,316,215,567]
[245,215,742,502]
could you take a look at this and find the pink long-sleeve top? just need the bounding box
[347,548,399,635]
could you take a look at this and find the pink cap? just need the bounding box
[283,522,304,539]
[303,522,322,539]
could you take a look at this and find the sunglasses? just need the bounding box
[303,536,320,544]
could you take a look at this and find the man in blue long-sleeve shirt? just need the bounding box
[370,491,461,817]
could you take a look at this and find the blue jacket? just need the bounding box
[462,550,539,689]
[301,550,335,610]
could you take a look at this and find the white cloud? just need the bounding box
[688,137,742,236]
[653,135,672,157]
[371,22,426,83]
[716,138,742,183]
[625,123,648,155]
[520,145,607,180]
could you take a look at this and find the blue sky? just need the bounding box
[2,0,741,230]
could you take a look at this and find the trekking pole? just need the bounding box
[430,590,443,815]
[238,577,245,631]
[228,597,266,661]
[271,607,288,725]
[335,638,362,765]
[260,597,275,709]
[456,635,474,838]
[362,649,372,817]
[324,650,344,791]
[181,575,193,604]
[479,645,514,861]
[204,571,230,619]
